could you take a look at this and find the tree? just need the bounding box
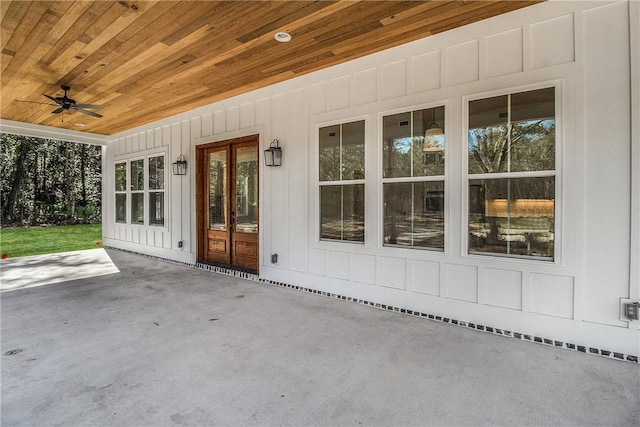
[0,134,102,226]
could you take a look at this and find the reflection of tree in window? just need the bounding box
[209,151,226,230]
[235,147,258,233]
[468,87,556,259]
[319,120,365,242]
[382,106,445,250]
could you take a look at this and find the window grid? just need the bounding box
[113,154,166,227]
[382,106,445,251]
[319,120,365,243]
[466,86,556,261]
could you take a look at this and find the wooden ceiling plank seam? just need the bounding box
[430,1,541,35]
[234,0,332,43]
[39,1,114,66]
[60,3,169,94]
[309,1,431,45]
[0,0,15,24]
[0,0,32,53]
[95,25,234,98]
[186,0,356,71]
[0,0,542,134]
[379,0,462,26]
[150,1,227,46]
[1,2,63,86]
[89,24,213,100]
[1,1,52,71]
[129,2,365,91]
[47,2,194,102]
[328,0,493,57]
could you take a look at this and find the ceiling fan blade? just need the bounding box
[51,107,65,114]
[16,99,58,106]
[73,107,103,118]
[43,94,63,105]
[75,104,103,109]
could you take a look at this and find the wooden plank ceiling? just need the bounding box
[1,1,541,136]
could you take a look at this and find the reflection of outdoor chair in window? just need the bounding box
[497,217,553,252]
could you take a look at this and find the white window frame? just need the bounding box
[112,149,167,228]
[316,117,367,244]
[114,161,127,224]
[462,81,562,263]
[147,154,166,227]
[378,101,449,252]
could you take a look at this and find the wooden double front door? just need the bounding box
[197,135,259,273]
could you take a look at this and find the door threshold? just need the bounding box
[199,260,257,275]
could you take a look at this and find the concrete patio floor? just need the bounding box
[1,249,638,426]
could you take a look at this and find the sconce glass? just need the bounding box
[172,154,187,175]
[264,139,282,167]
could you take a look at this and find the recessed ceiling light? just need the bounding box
[274,32,292,43]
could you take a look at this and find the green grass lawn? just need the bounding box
[0,224,103,258]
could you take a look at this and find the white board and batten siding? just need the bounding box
[102,1,640,356]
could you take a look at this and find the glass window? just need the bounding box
[319,120,365,242]
[115,162,126,223]
[320,184,365,242]
[115,163,126,192]
[114,154,165,226]
[115,193,126,223]
[149,192,164,226]
[148,155,164,226]
[130,159,144,224]
[131,193,144,224]
[130,159,144,191]
[149,156,164,190]
[384,181,444,249]
[382,106,445,250]
[468,87,556,260]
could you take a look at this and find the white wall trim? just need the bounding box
[0,119,108,146]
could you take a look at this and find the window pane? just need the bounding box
[510,87,555,172]
[320,185,364,242]
[469,88,555,174]
[383,112,412,178]
[115,163,126,192]
[468,95,508,174]
[469,177,555,259]
[209,151,227,231]
[115,193,126,223]
[131,159,144,191]
[131,193,144,224]
[319,121,365,182]
[319,125,340,181]
[149,192,164,226]
[320,186,342,240]
[384,107,445,178]
[384,181,444,249]
[413,107,445,177]
[341,121,365,180]
[149,156,164,190]
[235,146,258,233]
[342,184,365,242]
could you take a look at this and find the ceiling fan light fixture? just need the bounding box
[275,32,292,43]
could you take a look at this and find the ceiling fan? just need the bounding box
[42,85,103,118]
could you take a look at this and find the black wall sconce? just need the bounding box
[172,154,187,175]
[264,139,282,167]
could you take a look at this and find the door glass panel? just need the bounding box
[208,150,227,230]
[235,146,258,233]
